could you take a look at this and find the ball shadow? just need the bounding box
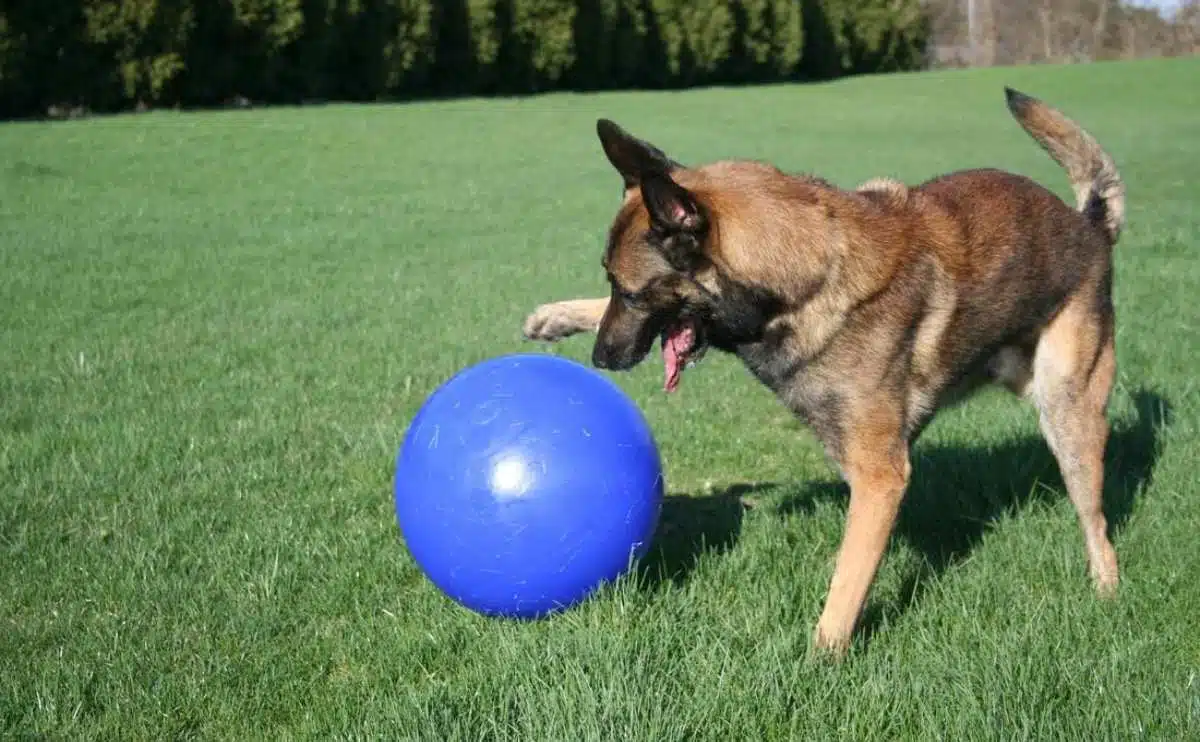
[635,483,770,588]
[772,388,1172,646]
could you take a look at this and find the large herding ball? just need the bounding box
[394,353,664,619]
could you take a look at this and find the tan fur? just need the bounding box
[856,177,910,205]
[520,88,1126,658]
[1007,90,1125,243]
[523,298,608,339]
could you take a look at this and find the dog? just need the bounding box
[520,87,1125,657]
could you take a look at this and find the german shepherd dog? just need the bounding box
[520,88,1125,656]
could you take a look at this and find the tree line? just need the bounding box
[0,0,930,119]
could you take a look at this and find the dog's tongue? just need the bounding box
[662,323,694,393]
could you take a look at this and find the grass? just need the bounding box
[2,56,1199,740]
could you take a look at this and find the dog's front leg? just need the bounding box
[522,297,609,342]
[813,418,911,658]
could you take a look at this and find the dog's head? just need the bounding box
[590,119,755,392]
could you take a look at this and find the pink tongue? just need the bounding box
[662,324,694,393]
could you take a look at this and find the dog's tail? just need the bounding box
[1004,87,1125,245]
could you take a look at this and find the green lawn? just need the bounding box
[3,56,1199,740]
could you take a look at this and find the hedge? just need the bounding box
[0,0,929,117]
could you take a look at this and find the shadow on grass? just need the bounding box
[632,389,1170,640]
[635,483,770,588]
[777,388,1172,646]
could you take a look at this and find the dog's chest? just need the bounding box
[732,306,843,388]
[734,320,846,436]
[734,317,799,391]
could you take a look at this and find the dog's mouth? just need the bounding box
[661,318,707,393]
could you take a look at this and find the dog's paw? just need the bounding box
[810,624,852,662]
[1093,570,1119,599]
[522,303,588,342]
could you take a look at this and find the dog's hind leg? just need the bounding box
[1030,288,1120,595]
[523,298,609,342]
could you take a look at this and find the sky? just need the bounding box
[1129,0,1183,13]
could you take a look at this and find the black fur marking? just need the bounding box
[1004,86,1035,116]
[1083,188,1109,237]
[591,297,664,371]
[705,274,785,351]
[649,231,704,275]
[596,119,685,189]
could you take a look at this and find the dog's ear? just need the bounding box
[641,172,705,234]
[596,119,678,189]
[642,173,707,271]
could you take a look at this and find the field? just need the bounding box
[3,56,1199,740]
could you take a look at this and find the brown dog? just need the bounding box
[520,87,1125,656]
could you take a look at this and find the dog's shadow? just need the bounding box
[636,389,1171,634]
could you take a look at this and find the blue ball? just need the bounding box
[394,353,664,619]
